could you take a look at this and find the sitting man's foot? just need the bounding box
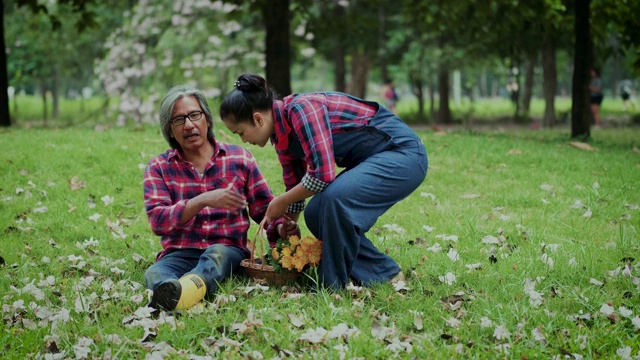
[149,279,181,311]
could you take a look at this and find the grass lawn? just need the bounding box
[1,123,639,359]
[7,94,640,128]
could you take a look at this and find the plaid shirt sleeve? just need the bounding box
[286,96,336,190]
[143,153,195,235]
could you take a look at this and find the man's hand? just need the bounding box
[277,216,300,239]
[200,182,247,210]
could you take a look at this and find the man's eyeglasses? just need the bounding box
[170,111,204,126]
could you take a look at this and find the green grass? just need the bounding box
[8,93,640,128]
[1,124,639,359]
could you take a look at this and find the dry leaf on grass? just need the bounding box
[568,141,596,151]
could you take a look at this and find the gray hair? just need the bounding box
[159,85,214,150]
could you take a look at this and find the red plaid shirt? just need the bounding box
[270,92,377,211]
[143,138,280,260]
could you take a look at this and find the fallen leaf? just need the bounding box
[569,142,596,151]
[507,149,522,155]
[70,176,86,191]
[287,313,305,328]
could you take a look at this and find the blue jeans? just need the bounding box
[304,106,428,289]
[144,244,245,297]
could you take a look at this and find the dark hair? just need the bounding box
[160,85,214,150]
[219,73,278,125]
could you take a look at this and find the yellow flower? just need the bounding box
[282,247,292,257]
[271,235,322,272]
[280,256,294,271]
[289,235,301,246]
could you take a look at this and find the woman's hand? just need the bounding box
[265,194,289,224]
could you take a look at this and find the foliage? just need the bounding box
[93,0,266,125]
[5,0,129,95]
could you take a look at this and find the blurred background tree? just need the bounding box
[1,0,639,139]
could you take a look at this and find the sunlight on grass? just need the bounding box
[1,125,639,358]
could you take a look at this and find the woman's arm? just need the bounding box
[265,183,316,224]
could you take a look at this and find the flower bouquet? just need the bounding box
[268,235,322,273]
[241,223,322,286]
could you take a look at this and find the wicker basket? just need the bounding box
[240,220,301,286]
[240,259,300,286]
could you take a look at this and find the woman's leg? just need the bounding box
[591,104,601,125]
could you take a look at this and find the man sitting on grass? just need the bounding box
[143,85,298,311]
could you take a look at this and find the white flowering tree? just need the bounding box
[95,0,265,125]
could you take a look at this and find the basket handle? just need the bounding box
[249,218,268,266]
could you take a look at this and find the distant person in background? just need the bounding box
[590,68,604,126]
[506,79,519,106]
[381,79,399,113]
[620,79,637,111]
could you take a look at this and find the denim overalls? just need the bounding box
[289,100,428,289]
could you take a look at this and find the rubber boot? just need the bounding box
[175,274,207,310]
[150,274,206,311]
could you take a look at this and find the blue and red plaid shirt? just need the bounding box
[270,92,378,213]
[143,138,280,260]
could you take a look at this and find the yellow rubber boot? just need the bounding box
[175,274,207,310]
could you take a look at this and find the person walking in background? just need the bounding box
[219,73,428,290]
[506,79,519,106]
[381,79,399,113]
[590,68,604,126]
[143,85,298,311]
[620,79,637,111]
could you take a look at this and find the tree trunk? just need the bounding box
[378,4,388,83]
[332,5,346,92]
[415,79,425,123]
[570,0,591,140]
[41,81,48,126]
[263,0,291,97]
[437,67,452,124]
[542,33,557,127]
[348,51,369,99]
[522,54,535,114]
[429,75,435,117]
[479,71,487,98]
[52,66,60,120]
[0,0,11,127]
[334,44,346,92]
[409,74,425,123]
